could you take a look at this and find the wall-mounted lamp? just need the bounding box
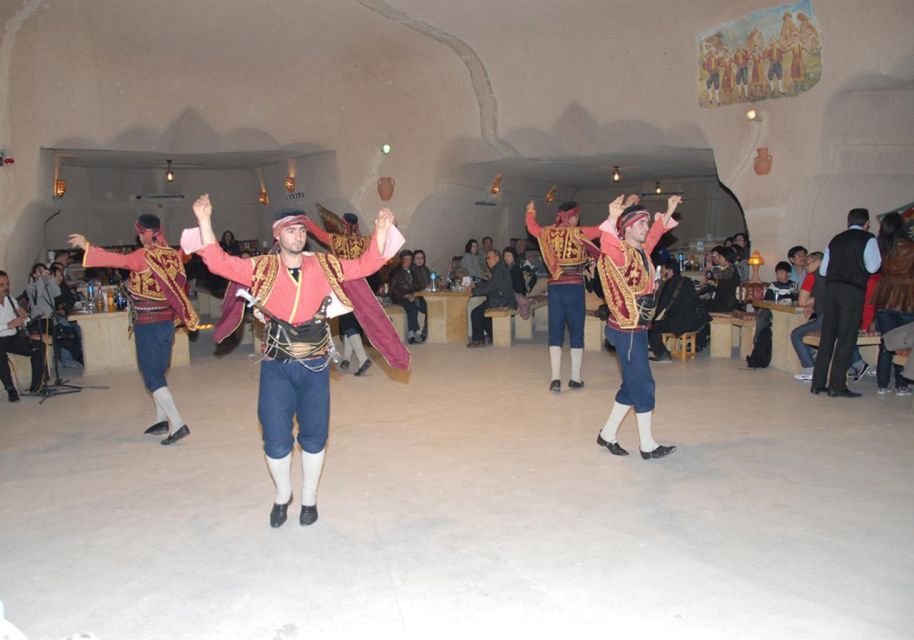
[545,185,558,203]
[165,160,175,183]
[381,143,392,155]
[490,173,502,196]
[747,250,765,283]
[746,108,759,121]
[258,190,270,206]
[654,181,662,194]
[54,178,67,199]
[612,166,621,182]
[284,176,296,193]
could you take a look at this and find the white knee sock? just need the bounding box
[343,335,354,361]
[301,448,326,507]
[152,387,184,433]
[153,395,167,423]
[599,402,631,443]
[636,411,659,452]
[549,346,562,380]
[348,333,369,366]
[570,348,583,382]
[266,453,293,504]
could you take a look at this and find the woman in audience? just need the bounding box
[412,249,432,291]
[388,250,427,343]
[705,246,740,313]
[871,212,914,396]
[220,230,241,256]
[503,246,531,319]
[460,239,483,278]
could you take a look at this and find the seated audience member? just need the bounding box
[49,264,84,367]
[411,250,432,291]
[791,252,825,381]
[388,250,427,344]
[787,245,808,285]
[219,230,242,256]
[0,270,48,400]
[460,239,483,279]
[732,244,750,282]
[466,250,516,347]
[732,232,750,253]
[53,249,79,290]
[503,247,532,319]
[704,246,741,313]
[871,211,914,395]
[649,259,710,362]
[514,238,528,264]
[765,261,795,302]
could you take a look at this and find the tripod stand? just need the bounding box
[29,315,108,404]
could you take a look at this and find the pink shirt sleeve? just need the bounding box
[642,214,677,255]
[580,225,602,240]
[525,210,542,238]
[304,218,331,247]
[83,246,147,271]
[339,234,385,280]
[197,243,254,287]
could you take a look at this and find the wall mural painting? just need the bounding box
[697,0,821,108]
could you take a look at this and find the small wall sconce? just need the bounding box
[748,250,765,283]
[165,160,175,183]
[612,166,621,182]
[490,173,502,196]
[258,190,270,206]
[654,181,662,194]
[54,178,67,199]
[284,176,296,193]
[545,185,557,203]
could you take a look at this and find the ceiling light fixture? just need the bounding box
[284,176,296,193]
[54,178,67,199]
[612,166,621,182]
[655,181,662,194]
[381,143,392,155]
[490,173,502,196]
[258,190,270,206]
[746,108,759,121]
[165,160,174,183]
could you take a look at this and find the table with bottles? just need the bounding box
[68,302,190,377]
[414,288,473,344]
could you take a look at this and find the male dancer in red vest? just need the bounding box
[594,194,682,460]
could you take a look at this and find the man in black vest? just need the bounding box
[811,208,882,397]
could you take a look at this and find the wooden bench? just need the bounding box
[710,313,756,359]
[383,304,407,342]
[662,331,698,361]
[484,297,547,347]
[801,333,882,348]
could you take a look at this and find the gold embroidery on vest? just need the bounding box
[538,226,587,278]
[597,243,653,330]
[315,253,353,308]
[329,234,368,260]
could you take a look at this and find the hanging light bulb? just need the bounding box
[612,166,621,182]
[284,176,296,193]
[746,108,758,121]
[381,143,392,155]
[165,160,175,183]
[258,190,270,206]
[655,181,662,194]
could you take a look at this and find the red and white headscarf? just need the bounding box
[271,210,309,238]
[554,202,581,226]
[616,205,650,234]
[135,214,167,246]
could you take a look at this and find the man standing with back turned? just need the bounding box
[811,208,881,398]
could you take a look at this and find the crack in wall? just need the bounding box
[354,0,516,158]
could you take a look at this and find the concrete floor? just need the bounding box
[1,334,912,640]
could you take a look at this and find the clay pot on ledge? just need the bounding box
[377,177,395,201]
[753,147,773,175]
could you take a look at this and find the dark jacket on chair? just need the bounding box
[654,274,709,336]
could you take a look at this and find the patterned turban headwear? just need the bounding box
[271,208,309,238]
[555,201,581,226]
[135,214,167,246]
[342,212,360,236]
[617,204,650,234]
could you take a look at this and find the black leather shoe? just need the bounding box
[7,388,20,402]
[549,380,561,394]
[568,379,584,389]
[144,421,168,435]
[810,385,828,395]
[339,360,350,372]
[270,496,293,528]
[161,425,190,445]
[597,434,629,456]
[300,504,318,526]
[640,444,677,460]
[354,360,372,377]
[828,388,861,398]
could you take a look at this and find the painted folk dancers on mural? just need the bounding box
[525,200,602,393]
[68,215,199,445]
[188,194,407,529]
[595,194,682,461]
[304,212,374,376]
